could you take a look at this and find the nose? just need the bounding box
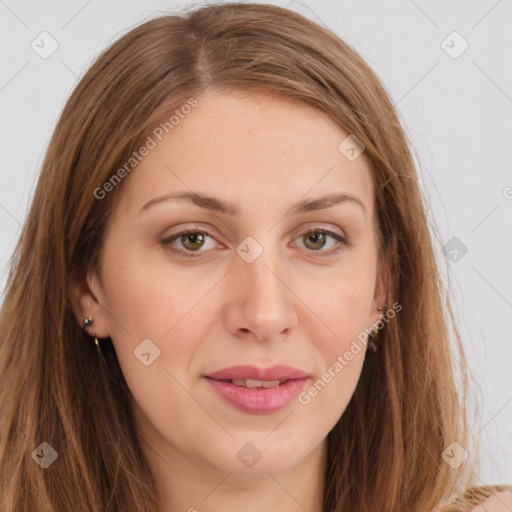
[223,247,299,343]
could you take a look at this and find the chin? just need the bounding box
[203,435,314,479]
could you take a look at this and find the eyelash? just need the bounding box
[160,226,348,258]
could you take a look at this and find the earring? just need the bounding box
[368,305,385,352]
[368,330,378,352]
[82,316,101,355]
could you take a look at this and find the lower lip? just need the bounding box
[205,377,308,413]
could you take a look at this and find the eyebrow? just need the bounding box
[139,191,366,216]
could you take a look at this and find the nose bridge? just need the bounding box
[244,251,283,303]
[238,239,287,309]
[227,235,298,340]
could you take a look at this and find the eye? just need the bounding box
[292,228,348,256]
[161,226,348,258]
[161,228,220,257]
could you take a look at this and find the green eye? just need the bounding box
[161,227,348,258]
[161,228,217,257]
[295,229,347,255]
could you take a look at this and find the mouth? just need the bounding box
[211,378,288,388]
[203,365,309,414]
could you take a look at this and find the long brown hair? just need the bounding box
[0,3,478,510]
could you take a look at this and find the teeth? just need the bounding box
[231,378,284,388]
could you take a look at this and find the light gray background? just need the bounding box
[1,0,511,486]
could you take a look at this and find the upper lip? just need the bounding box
[204,365,309,381]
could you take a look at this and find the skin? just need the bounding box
[71,91,387,512]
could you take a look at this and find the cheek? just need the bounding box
[302,254,377,347]
[296,256,376,412]
[100,251,213,445]
[295,283,372,433]
[98,241,217,385]
[101,241,213,338]
[314,282,372,368]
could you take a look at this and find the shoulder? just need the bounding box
[470,488,512,511]
[435,485,512,512]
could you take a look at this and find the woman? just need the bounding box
[0,3,510,511]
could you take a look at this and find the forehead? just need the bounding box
[114,91,375,220]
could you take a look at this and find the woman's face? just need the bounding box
[74,91,386,484]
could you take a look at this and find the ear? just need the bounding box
[371,254,389,325]
[69,269,111,339]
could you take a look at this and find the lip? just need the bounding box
[205,365,309,381]
[204,365,309,414]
